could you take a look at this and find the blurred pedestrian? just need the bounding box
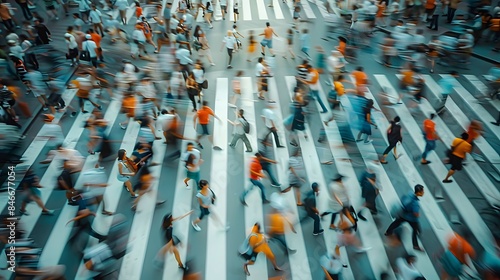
[321,175,354,230]
[221,30,237,69]
[396,254,424,279]
[356,99,377,144]
[385,184,425,251]
[439,231,476,280]
[64,31,80,66]
[246,30,257,62]
[193,100,221,150]
[191,179,229,232]
[420,113,439,164]
[380,116,402,163]
[241,153,270,205]
[24,68,49,110]
[358,162,380,220]
[182,142,202,189]
[243,222,282,276]
[261,101,284,147]
[33,18,51,45]
[117,149,138,197]
[228,108,252,152]
[19,169,55,216]
[89,5,104,36]
[442,132,472,183]
[320,250,344,280]
[303,182,324,236]
[115,0,129,25]
[233,0,239,23]
[267,209,297,254]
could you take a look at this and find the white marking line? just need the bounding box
[314,0,329,18]
[421,75,500,165]
[74,120,141,280]
[205,78,229,280]
[335,77,437,280]
[281,77,349,279]
[38,98,123,268]
[256,0,269,20]
[440,74,500,141]
[119,139,168,277]
[272,0,285,19]
[240,77,268,280]
[269,78,313,280]
[228,0,234,22]
[161,110,197,280]
[242,0,252,20]
[374,74,496,252]
[300,0,316,18]
[463,75,500,111]
[0,88,77,211]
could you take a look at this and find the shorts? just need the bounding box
[233,9,239,14]
[198,124,210,135]
[449,154,464,171]
[199,205,210,220]
[186,170,200,182]
[227,48,234,56]
[221,5,227,12]
[260,38,273,49]
[67,48,79,59]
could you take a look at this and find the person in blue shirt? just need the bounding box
[436,71,459,114]
[385,184,425,251]
[299,28,310,59]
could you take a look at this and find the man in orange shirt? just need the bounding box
[193,100,221,150]
[352,66,368,87]
[241,153,270,205]
[267,210,297,254]
[421,113,439,164]
[440,232,476,278]
[88,28,104,62]
[259,22,278,57]
[443,132,472,183]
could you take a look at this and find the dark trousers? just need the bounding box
[3,19,15,32]
[307,211,321,233]
[263,127,281,147]
[382,141,398,155]
[447,8,456,23]
[429,15,439,29]
[242,179,267,201]
[187,93,197,110]
[18,2,33,20]
[386,217,420,247]
[262,164,279,186]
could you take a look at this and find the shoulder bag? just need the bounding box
[209,187,216,204]
[79,42,91,62]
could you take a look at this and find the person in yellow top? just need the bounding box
[267,210,297,255]
[443,132,472,183]
[71,71,102,114]
[244,223,282,276]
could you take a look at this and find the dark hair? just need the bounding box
[405,254,417,263]
[461,132,469,140]
[414,184,424,193]
[238,109,244,117]
[266,22,270,27]
[202,100,209,106]
[118,149,126,160]
[333,175,344,182]
[394,116,401,122]
[311,182,319,190]
[258,57,263,63]
[187,142,194,146]
[199,179,209,189]
[162,213,173,229]
[73,13,80,17]
[356,66,363,71]
[430,113,436,119]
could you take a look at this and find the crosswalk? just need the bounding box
[1,71,499,280]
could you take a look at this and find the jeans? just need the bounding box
[242,179,267,201]
[429,15,439,29]
[18,2,33,20]
[262,164,279,186]
[229,133,252,151]
[385,217,420,247]
[421,139,436,160]
[309,89,328,113]
[447,8,456,23]
[263,127,281,147]
[307,212,321,233]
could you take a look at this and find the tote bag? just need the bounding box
[79,43,91,61]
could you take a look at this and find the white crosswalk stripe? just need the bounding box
[5,73,499,280]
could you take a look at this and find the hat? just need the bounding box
[43,114,55,122]
[85,34,92,39]
[7,40,16,45]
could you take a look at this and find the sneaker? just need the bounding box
[213,146,222,151]
[119,123,127,130]
[131,193,139,198]
[227,65,233,69]
[363,140,373,144]
[42,210,55,215]
[354,247,371,253]
[313,229,324,236]
[192,221,201,231]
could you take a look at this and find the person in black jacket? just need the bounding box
[303,182,324,236]
[33,18,51,45]
[380,116,402,164]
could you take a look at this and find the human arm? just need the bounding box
[290,166,306,182]
[193,114,198,128]
[173,210,194,222]
[66,210,96,226]
[118,162,135,176]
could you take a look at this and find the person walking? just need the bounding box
[284,148,307,204]
[321,175,355,230]
[358,163,380,220]
[89,5,104,36]
[221,30,237,69]
[380,116,402,164]
[33,18,51,45]
[356,99,377,144]
[267,209,297,254]
[303,182,324,236]
[283,28,296,59]
[261,101,284,148]
[230,70,243,106]
[233,0,239,23]
[116,149,138,197]
[288,93,307,147]
[193,100,222,150]
[259,22,278,57]
[19,169,55,216]
[71,70,101,113]
[442,132,472,183]
[256,139,281,187]
[298,64,328,113]
[396,255,425,280]
[299,28,311,59]
[115,0,129,25]
[440,232,476,279]
[246,30,257,62]
[228,108,252,152]
[194,26,215,65]
[15,0,33,20]
[420,113,439,164]
[81,34,99,67]
[186,72,200,111]
[64,32,79,66]
[24,68,49,110]
[182,142,202,189]
[446,0,459,23]
[385,184,425,251]
[240,153,271,205]
[427,0,442,30]
[243,223,282,276]
[191,180,229,232]
[320,250,344,280]
[154,210,193,270]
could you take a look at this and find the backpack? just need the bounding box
[240,117,250,134]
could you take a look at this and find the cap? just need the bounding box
[43,114,55,122]
[85,34,92,39]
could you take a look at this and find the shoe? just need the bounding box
[313,229,324,236]
[227,65,233,69]
[363,140,373,144]
[271,183,281,188]
[213,146,222,151]
[277,145,285,148]
[290,141,298,147]
[442,179,453,183]
[42,210,55,215]
[192,221,201,231]
[131,193,139,198]
[82,110,89,114]
[240,196,247,206]
[245,150,252,153]
[210,63,215,66]
[70,112,77,117]
[421,160,431,165]
[198,143,204,149]
[358,213,367,221]
[119,123,126,130]
[491,122,500,126]
[97,105,102,110]
[179,265,189,271]
[288,248,297,254]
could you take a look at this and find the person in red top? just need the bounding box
[440,232,476,279]
[420,113,439,164]
[193,100,221,150]
[88,29,104,62]
[240,153,270,205]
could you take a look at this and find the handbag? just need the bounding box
[238,233,257,261]
[79,43,91,61]
[201,79,208,89]
[209,187,216,204]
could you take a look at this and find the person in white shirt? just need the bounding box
[7,40,24,62]
[220,0,227,19]
[221,30,237,69]
[25,69,49,110]
[89,5,104,36]
[114,0,129,25]
[175,47,193,76]
[131,23,147,59]
[82,34,98,67]
[396,255,424,280]
[182,142,203,189]
[320,251,344,280]
[64,32,79,66]
[261,101,284,148]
